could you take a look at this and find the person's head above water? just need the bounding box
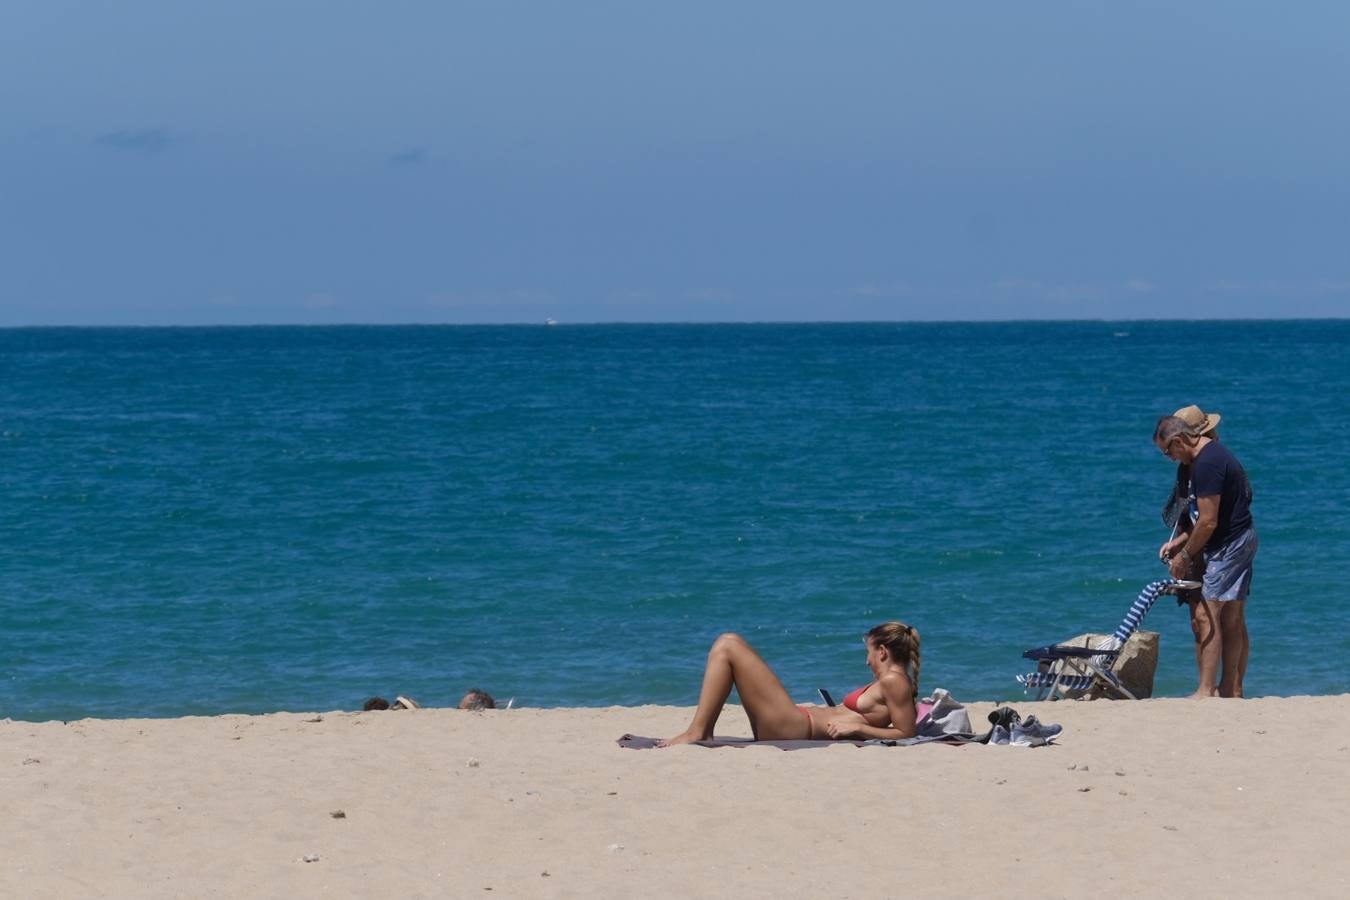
[865,621,921,698]
[458,688,496,710]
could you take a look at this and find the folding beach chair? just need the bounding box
[1017,578,1199,700]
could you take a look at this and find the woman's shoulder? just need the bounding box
[877,668,913,692]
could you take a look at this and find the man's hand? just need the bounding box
[1160,534,1187,562]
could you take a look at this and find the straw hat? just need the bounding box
[1173,404,1220,435]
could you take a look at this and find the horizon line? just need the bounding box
[4,315,1350,330]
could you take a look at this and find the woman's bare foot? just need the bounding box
[656,729,708,748]
[1188,688,1219,699]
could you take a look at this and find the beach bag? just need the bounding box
[915,688,972,737]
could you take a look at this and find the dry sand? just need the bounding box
[5,696,1350,898]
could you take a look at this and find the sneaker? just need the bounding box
[1021,715,1061,737]
[1010,716,1063,746]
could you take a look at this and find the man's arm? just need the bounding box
[1161,524,1193,561]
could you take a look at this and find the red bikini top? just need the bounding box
[842,684,870,712]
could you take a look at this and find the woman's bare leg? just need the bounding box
[659,633,807,746]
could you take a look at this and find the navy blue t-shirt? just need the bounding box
[1189,441,1253,551]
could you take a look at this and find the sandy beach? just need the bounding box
[5,696,1349,898]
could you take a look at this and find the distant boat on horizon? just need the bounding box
[545,318,558,326]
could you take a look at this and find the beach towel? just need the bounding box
[616,689,1062,750]
[615,733,977,750]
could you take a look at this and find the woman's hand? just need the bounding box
[824,719,861,739]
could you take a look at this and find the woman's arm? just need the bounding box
[1160,465,1193,561]
[824,671,917,740]
[1168,495,1219,579]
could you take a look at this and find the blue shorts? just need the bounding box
[1202,527,1258,602]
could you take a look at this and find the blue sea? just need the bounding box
[3,322,1348,721]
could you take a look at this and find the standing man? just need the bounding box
[1160,405,1222,607]
[1155,414,1257,698]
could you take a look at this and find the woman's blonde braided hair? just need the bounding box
[866,621,920,700]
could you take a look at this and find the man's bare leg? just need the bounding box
[1218,601,1247,698]
[1189,600,1222,698]
[1237,605,1250,695]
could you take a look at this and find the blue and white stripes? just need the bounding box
[1017,579,1188,695]
[1111,577,1179,644]
[1018,671,1095,692]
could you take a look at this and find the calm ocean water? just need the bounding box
[2,322,1348,721]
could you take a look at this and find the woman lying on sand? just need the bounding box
[659,623,921,747]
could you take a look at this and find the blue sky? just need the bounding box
[3,1,1348,325]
